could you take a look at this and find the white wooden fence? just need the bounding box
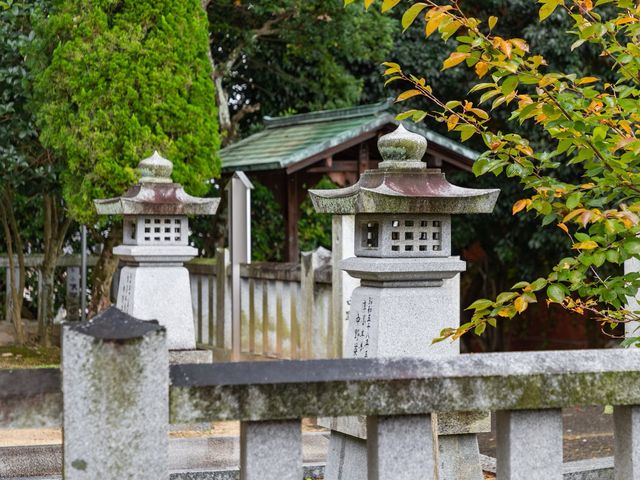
[1,249,339,360]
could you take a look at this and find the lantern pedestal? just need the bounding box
[95,151,219,352]
[310,126,499,480]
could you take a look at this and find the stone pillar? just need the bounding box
[240,420,302,480]
[625,257,640,338]
[310,125,499,480]
[65,266,81,321]
[62,306,168,479]
[614,405,640,479]
[496,409,562,480]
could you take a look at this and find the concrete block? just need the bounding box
[62,307,169,479]
[497,409,562,480]
[367,414,436,480]
[324,432,367,480]
[614,405,640,479]
[240,420,301,480]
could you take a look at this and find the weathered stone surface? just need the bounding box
[340,257,465,286]
[63,309,169,479]
[438,434,483,480]
[613,405,640,479]
[324,432,367,480]
[0,368,61,429]
[497,409,562,480]
[240,420,301,480]
[170,350,214,364]
[117,265,196,350]
[169,349,640,423]
[367,414,436,480]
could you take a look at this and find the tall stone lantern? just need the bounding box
[310,125,499,479]
[94,152,219,350]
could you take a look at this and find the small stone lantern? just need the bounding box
[310,125,499,479]
[94,151,219,350]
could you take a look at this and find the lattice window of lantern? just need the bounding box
[389,217,444,254]
[360,221,379,249]
[136,216,188,245]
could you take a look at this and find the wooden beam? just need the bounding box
[285,174,299,262]
[358,141,370,175]
[285,131,379,174]
[307,161,357,173]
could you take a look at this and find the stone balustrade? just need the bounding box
[2,315,640,479]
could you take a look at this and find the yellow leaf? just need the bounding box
[500,40,512,59]
[557,223,569,234]
[563,208,586,222]
[577,76,598,85]
[364,0,375,10]
[396,89,422,102]
[488,16,498,30]
[512,199,531,214]
[498,308,512,318]
[572,240,598,250]
[510,38,529,52]
[425,12,446,37]
[514,296,528,313]
[446,114,459,131]
[442,52,470,70]
[381,0,401,13]
[475,61,489,78]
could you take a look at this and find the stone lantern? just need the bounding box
[94,151,219,350]
[309,125,499,479]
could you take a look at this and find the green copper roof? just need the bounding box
[220,100,479,173]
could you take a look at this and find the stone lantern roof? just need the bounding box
[94,151,220,216]
[309,125,499,215]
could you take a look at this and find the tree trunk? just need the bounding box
[0,190,26,345]
[87,222,122,318]
[37,194,72,346]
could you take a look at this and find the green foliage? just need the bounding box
[30,0,221,223]
[208,0,395,136]
[250,177,336,261]
[355,0,640,343]
[298,177,336,252]
[0,0,47,193]
[251,181,285,262]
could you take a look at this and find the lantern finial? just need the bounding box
[377,124,427,169]
[138,151,173,183]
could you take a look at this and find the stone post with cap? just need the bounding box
[310,125,500,479]
[94,151,219,352]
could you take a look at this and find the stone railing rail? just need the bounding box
[1,250,336,360]
[2,341,640,479]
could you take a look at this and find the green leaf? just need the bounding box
[401,2,428,31]
[566,192,581,210]
[624,238,640,255]
[501,76,519,95]
[539,0,563,21]
[466,298,495,310]
[547,284,566,303]
[381,0,402,13]
[459,124,475,142]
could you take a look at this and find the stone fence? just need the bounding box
[2,312,640,479]
[0,251,336,360]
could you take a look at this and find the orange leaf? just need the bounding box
[475,61,489,78]
[446,114,459,131]
[557,223,569,234]
[512,199,531,214]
